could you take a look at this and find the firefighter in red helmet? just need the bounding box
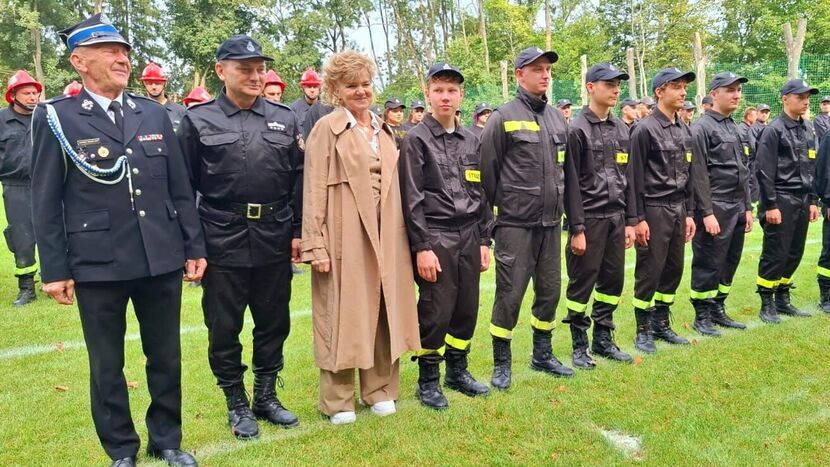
[263,70,287,103]
[140,63,186,132]
[289,68,322,124]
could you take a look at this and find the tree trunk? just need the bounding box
[392,0,426,92]
[693,32,706,111]
[626,48,637,99]
[364,9,386,88]
[580,55,588,106]
[478,0,490,72]
[544,0,551,50]
[29,1,44,98]
[783,19,807,80]
[500,60,509,101]
[456,0,470,54]
[377,0,394,80]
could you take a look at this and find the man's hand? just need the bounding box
[43,280,75,305]
[745,210,753,232]
[810,204,819,222]
[184,258,207,282]
[765,208,782,224]
[624,226,636,249]
[570,232,586,256]
[635,220,650,247]
[703,214,720,236]
[291,238,301,263]
[685,216,696,242]
[417,250,442,283]
[480,246,491,272]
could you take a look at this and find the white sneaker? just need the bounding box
[370,400,396,417]
[330,411,356,425]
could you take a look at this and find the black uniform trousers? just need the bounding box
[564,213,626,330]
[691,200,746,299]
[74,270,183,460]
[757,192,810,289]
[1,183,36,276]
[633,202,686,310]
[201,261,292,387]
[415,225,481,360]
[818,216,830,287]
[490,225,561,339]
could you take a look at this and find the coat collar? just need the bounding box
[217,89,265,117]
[329,107,394,138]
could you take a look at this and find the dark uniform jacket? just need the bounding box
[563,106,637,234]
[815,133,830,206]
[481,87,568,228]
[466,125,484,139]
[629,109,694,221]
[738,121,755,159]
[179,91,303,268]
[815,113,830,146]
[289,97,314,126]
[302,101,334,138]
[690,110,751,216]
[163,100,187,133]
[398,114,492,253]
[749,121,767,151]
[756,113,817,209]
[30,89,206,283]
[0,106,32,183]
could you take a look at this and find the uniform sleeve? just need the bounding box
[816,132,830,205]
[291,112,304,238]
[177,112,201,194]
[300,120,331,263]
[629,123,649,222]
[563,125,585,233]
[481,110,507,210]
[398,131,435,252]
[162,114,206,259]
[30,105,72,282]
[755,125,779,210]
[475,136,493,246]
[690,122,713,216]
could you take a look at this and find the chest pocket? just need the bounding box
[509,131,542,172]
[616,138,630,165]
[141,141,168,179]
[262,131,294,172]
[201,132,241,174]
[553,134,566,164]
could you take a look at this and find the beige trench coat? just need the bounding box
[301,108,420,372]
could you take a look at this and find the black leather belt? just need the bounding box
[202,198,286,220]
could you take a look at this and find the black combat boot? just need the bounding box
[710,295,746,329]
[416,358,448,409]
[634,308,656,353]
[529,328,574,377]
[591,324,633,363]
[651,304,690,345]
[569,325,595,370]
[444,347,489,397]
[691,299,721,337]
[775,284,811,317]
[222,384,259,440]
[13,273,36,307]
[819,282,830,314]
[252,374,299,428]
[758,287,780,324]
[491,337,512,390]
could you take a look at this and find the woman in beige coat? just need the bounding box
[301,51,420,425]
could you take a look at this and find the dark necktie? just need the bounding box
[109,100,123,133]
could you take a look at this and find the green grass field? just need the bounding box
[2,216,830,466]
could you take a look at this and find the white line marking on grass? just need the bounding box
[598,428,644,461]
[0,309,311,361]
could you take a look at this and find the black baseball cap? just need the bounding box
[586,63,629,83]
[701,96,714,105]
[59,13,131,52]
[620,97,639,108]
[651,67,696,93]
[556,99,572,109]
[474,102,493,116]
[640,96,655,107]
[821,96,830,103]
[780,79,818,96]
[514,47,559,69]
[216,35,273,61]
[426,62,464,83]
[682,101,695,110]
[709,71,748,91]
[410,100,426,109]
[757,104,771,112]
[384,97,406,110]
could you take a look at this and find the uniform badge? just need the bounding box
[267,121,286,131]
[126,99,136,110]
[137,134,163,142]
[98,147,110,158]
[246,41,256,52]
[82,99,94,111]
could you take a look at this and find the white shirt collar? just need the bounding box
[84,87,123,112]
[343,107,381,133]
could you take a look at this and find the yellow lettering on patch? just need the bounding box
[558,150,565,163]
[616,152,629,164]
[465,169,481,183]
[809,149,817,159]
[686,151,692,163]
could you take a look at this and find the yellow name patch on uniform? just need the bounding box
[465,169,481,182]
[686,151,692,163]
[809,149,817,159]
[743,145,750,156]
[616,152,629,164]
[557,150,565,163]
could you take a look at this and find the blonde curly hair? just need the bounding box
[322,50,377,107]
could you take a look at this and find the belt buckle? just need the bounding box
[246,203,262,220]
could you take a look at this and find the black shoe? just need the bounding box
[758,288,780,324]
[819,283,830,314]
[691,299,721,337]
[444,348,489,397]
[146,447,198,467]
[416,359,448,409]
[775,285,811,317]
[710,296,746,329]
[491,337,512,390]
[651,305,690,345]
[222,384,260,440]
[252,374,299,428]
[634,308,656,353]
[591,325,633,363]
[110,457,136,467]
[12,274,36,307]
[529,328,574,377]
[569,326,595,370]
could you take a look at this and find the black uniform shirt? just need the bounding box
[399,114,491,252]
[690,110,751,216]
[816,113,830,144]
[756,112,817,209]
[289,97,314,125]
[163,100,187,133]
[467,125,484,139]
[564,106,637,234]
[738,121,755,160]
[0,106,32,182]
[749,121,767,151]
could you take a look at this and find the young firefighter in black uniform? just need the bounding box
[563,63,636,369]
[481,47,573,390]
[399,62,491,410]
[630,68,697,353]
[756,79,819,323]
[689,72,753,336]
[816,131,830,313]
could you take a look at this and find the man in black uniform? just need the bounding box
[0,70,41,306]
[702,95,713,112]
[630,68,696,353]
[557,98,573,124]
[401,99,426,130]
[481,47,574,390]
[756,79,819,323]
[179,35,302,439]
[563,63,636,369]
[751,103,771,144]
[467,102,493,139]
[815,96,830,147]
[679,101,695,125]
[689,72,753,336]
[738,107,759,204]
[637,96,655,119]
[140,63,186,133]
[289,68,322,124]
[399,62,491,410]
[31,14,205,467]
[619,97,639,127]
[815,131,830,313]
